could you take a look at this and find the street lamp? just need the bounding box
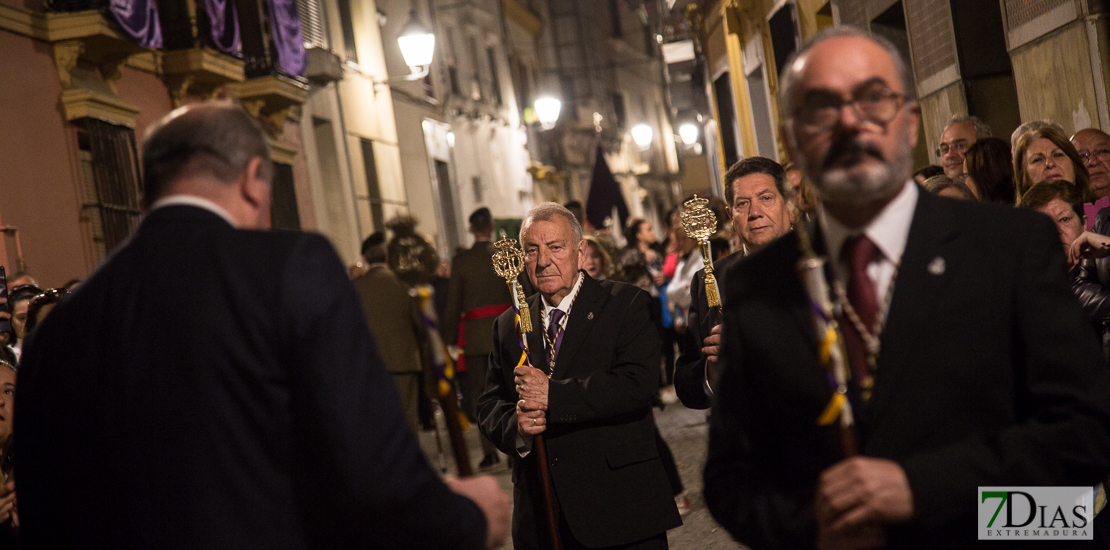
[397,10,436,72]
[373,9,435,91]
[534,96,562,130]
[679,123,699,146]
[631,123,653,151]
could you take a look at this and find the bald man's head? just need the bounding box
[142,102,273,207]
[1072,128,1110,198]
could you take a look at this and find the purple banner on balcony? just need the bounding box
[109,0,163,49]
[268,0,307,76]
[204,0,240,56]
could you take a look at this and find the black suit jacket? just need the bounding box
[674,251,745,409]
[705,190,1110,549]
[478,274,682,548]
[15,205,486,549]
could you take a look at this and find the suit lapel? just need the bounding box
[552,274,605,380]
[867,189,958,419]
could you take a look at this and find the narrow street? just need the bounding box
[418,399,745,550]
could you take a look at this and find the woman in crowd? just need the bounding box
[0,360,17,544]
[1019,180,1087,260]
[621,218,664,287]
[1014,126,1092,207]
[964,137,1016,204]
[7,285,41,362]
[579,236,614,281]
[25,288,69,336]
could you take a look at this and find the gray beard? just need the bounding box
[801,134,915,207]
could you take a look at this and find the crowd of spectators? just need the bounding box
[0,272,76,542]
[904,116,1110,364]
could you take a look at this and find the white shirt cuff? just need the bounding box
[515,431,533,457]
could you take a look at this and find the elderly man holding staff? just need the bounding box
[479,203,681,550]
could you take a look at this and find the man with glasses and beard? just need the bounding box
[704,28,1110,550]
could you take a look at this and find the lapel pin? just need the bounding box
[587,312,594,320]
[927,256,946,276]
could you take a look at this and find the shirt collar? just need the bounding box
[542,271,584,318]
[818,180,918,265]
[149,195,238,228]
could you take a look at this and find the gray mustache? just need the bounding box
[824,139,885,169]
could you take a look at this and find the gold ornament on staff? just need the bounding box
[492,237,533,333]
[681,195,721,307]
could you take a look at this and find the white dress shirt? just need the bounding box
[149,195,238,228]
[819,180,918,300]
[518,271,585,457]
[541,271,584,333]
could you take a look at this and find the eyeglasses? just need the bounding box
[1079,149,1110,164]
[936,141,971,158]
[794,87,910,132]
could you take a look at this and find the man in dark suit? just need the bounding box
[674,156,795,409]
[705,28,1110,549]
[478,203,682,549]
[445,207,513,469]
[14,103,509,549]
[352,232,427,431]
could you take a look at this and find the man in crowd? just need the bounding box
[445,207,512,469]
[1074,128,1110,217]
[936,115,991,178]
[705,28,1110,549]
[352,232,427,432]
[15,102,509,549]
[479,203,681,549]
[674,156,794,409]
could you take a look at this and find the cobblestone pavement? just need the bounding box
[417,397,746,550]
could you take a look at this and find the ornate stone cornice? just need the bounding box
[229,75,310,136]
[60,88,141,127]
[161,48,246,107]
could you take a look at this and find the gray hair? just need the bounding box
[519,202,583,244]
[924,174,976,200]
[1011,120,1066,152]
[141,101,273,207]
[779,26,916,118]
[945,115,992,140]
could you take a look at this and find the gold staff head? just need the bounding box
[681,195,717,242]
[492,237,533,333]
[492,238,526,280]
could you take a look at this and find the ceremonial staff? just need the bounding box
[414,287,475,477]
[389,217,475,476]
[794,210,858,457]
[492,238,560,550]
[681,195,722,395]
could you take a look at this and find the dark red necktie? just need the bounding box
[840,235,880,384]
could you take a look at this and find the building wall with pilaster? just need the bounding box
[0,0,320,283]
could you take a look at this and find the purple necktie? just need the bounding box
[547,309,565,370]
